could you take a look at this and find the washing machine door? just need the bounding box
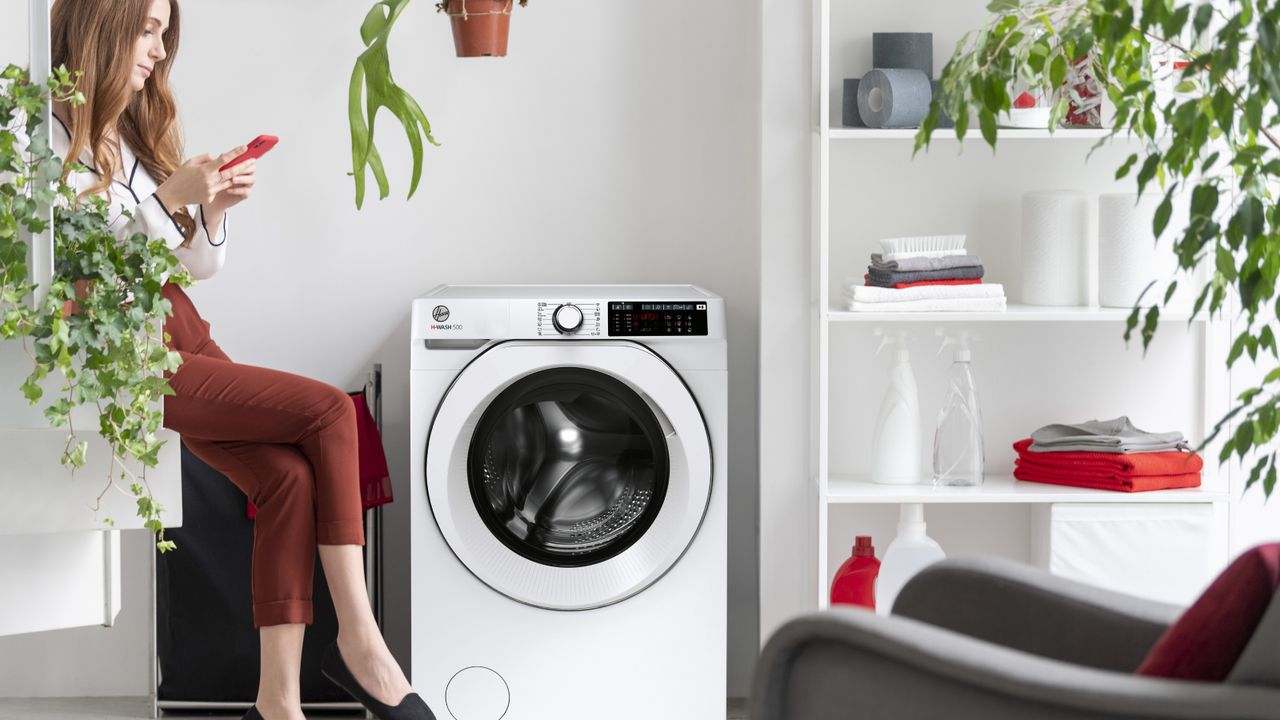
[425,340,712,610]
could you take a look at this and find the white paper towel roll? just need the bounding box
[1098,193,1177,308]
[1021,190,1089,306]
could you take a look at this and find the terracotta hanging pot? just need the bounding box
[439,0,526,58]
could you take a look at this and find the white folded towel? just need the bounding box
[844,282,1007,304]
[845,297,1009,313]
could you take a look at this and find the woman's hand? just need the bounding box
[204,158,256,217]
[153,145,255,209]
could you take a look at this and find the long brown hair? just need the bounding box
[51,0,196,245]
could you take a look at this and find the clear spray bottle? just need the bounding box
[933,328,984,487]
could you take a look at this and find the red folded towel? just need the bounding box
[1013,466,1202,492]
[862,274,984,289]
[248,391,394,520]
[1011,438,1202,492]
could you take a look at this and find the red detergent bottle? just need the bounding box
[830,535,880,610]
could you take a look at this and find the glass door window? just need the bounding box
[469,368,669,568]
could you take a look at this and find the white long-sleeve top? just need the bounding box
[21,116,228,281]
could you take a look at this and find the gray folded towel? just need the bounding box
[1029,416,1189,454]
[870,253,983,273]
[866,265,985,287]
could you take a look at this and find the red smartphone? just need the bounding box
[218,134,278,172]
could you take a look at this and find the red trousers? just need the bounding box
[159,282,365,629]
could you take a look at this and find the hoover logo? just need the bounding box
[432,305,451,322]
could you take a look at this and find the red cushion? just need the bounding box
[1135,543,1280,680]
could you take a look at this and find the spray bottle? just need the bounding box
[871,329,921,485]
[933,328,984,487]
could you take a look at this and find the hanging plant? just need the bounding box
[349,0,441,209]
[1,64,189,552]
[347,0,530,209]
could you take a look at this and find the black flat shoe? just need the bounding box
[321,641,437,720]
[241,705,264,720]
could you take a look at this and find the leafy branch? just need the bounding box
[915,0,1280,500]
[2,64,189,552]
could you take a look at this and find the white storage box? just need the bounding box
[1032,503,1227,606]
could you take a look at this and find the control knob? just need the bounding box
[552,304,584,334]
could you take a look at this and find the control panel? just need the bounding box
[608,302,709,336]
[537,302,602,336]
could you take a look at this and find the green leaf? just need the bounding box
[1236,420,1255,456]
[1153,193,1173,237]
[360,2,391,46]
[1049,55,1067,88]
[1136,153,1162,196]
[1115,153,1139,179]
[1192,3,1213,37]
[1140,305,1160,353]
[979,108,997,149]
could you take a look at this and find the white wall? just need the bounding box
[758,0,814,652]
[0,0,762,699]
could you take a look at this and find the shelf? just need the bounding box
[828,303,1202,323]
[827,127,1115,141]
[827,474,1228,504]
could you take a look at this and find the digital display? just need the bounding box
[609,302,708,336]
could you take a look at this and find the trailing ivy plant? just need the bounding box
[2,64,189,552]
[915,0,1280,499]
[349,0,441,209]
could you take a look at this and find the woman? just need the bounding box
[42,2,433,719]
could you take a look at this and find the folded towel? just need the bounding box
[1028,440,1190,453]
[866,265,986,286]
[846,297,1008,313]
[1029,416,1187,453]
[1013,438,1204,476]
[871,253,983,273]
[1013,466,1201,492]
[861,274,983,289]
[846,282,1007,304]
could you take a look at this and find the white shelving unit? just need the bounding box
[813,0,1232,610]
[828,475,1228,505]
[830,127,1113,141]
[829,305,1203,323]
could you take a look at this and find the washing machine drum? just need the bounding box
[426,341,712,610]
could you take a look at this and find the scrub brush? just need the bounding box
[879,235,967,261]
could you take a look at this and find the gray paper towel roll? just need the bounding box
[843,79,864,127]
[858,68,932,128]
[873,32,933,77]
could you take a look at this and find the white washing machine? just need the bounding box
[409,285,727,720]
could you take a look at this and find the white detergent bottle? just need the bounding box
[933,329,985,487]
[875,503,946,615]
[870,329,921,485]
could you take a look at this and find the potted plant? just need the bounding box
[2,64,187,552]
[915,0,1280,501]
[437,0,530,58]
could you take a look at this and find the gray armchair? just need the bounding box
[750,556,1280,720]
